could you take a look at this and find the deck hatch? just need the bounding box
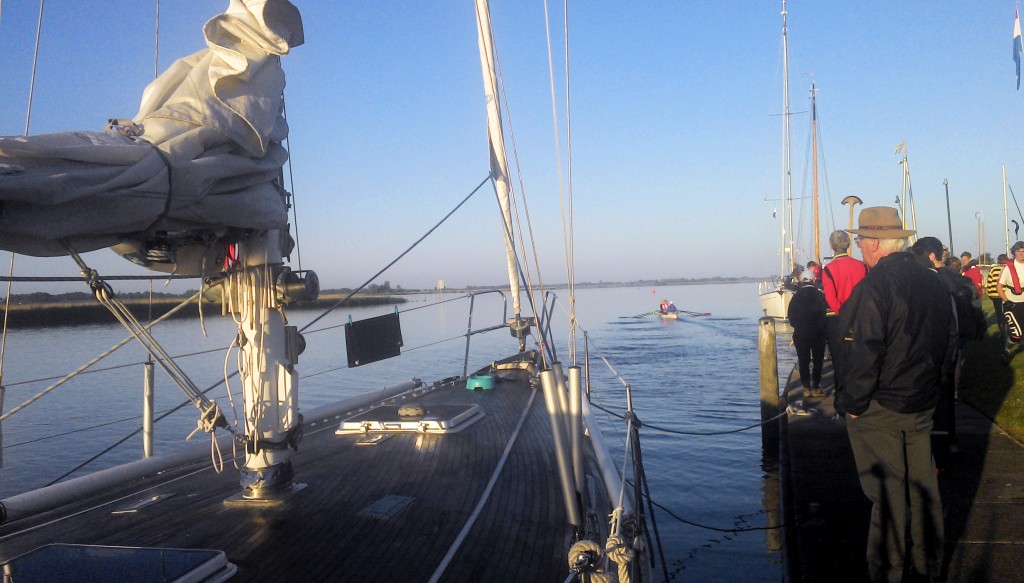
[357,495,415,520]
[1,543,236,583]
[336,404,484,435]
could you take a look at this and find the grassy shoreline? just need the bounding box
[959,300,1024,444]
[0,294,407,329]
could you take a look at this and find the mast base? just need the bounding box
[224,482,307,507]
[225,460,304,505]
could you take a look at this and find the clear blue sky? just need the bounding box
[1,1,1021,292]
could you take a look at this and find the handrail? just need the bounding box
[462,290,509,377]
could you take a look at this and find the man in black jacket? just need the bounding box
[837,207,957,583]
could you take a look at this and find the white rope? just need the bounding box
[567,540,613,583]
[605,507,634,583]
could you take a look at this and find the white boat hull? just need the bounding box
[758,284,793,320]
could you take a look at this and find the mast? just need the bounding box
[781,0,794,276]
[474,0,522,318]
[811,83,819,264]
[1004,165,1010,255]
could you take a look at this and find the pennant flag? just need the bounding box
[1015,8,1022,89]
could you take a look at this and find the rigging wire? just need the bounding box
[154,0,160,79]
[483,7,549,356]
[1,0,47,385]
[0,290,203,423]
[298,175,491,333]
[541,0,577,364]
[282,97,303,271]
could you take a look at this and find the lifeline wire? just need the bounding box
[299,175,490,333]
[0,290,203,423]
[591,402,789,436]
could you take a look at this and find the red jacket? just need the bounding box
[822,254,868,314]
[962,264,983,298]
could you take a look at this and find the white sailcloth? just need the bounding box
[0,0,303,259]
[474,0,522,316]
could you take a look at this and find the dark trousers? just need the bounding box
[827,314,846,392]
[847,402,944,583]
[794,337,826,389]
[990,296,1004,338]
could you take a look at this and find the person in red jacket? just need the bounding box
[961,251,983,298]
[822,230,867,396]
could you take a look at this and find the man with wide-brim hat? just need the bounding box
[837,206,956,582]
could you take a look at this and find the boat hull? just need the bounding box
[758,284,793,320]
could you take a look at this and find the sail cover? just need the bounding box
[0,0,303,260]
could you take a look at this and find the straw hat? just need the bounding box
[847,206,915,239]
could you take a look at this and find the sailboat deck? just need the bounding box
[0,362,590,582]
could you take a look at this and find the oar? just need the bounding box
[620,310,659,318]
[678,309,711,317]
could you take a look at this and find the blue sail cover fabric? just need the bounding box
[0,0,304,259]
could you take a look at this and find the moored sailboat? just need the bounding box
[0,2,653,581]
[759,0,796,320]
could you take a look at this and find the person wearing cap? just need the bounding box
[997,241,1024,363]
[985,253,1009,339]
[787,273,828,397]
[783,263,804,291]
[837,206,956,583]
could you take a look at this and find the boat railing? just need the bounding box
[459,289,509,377]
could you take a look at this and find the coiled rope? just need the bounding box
[566,539,613,583]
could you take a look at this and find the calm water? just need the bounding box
[0,282,791,582]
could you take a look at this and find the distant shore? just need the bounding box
[1,294,407,329]
[1,278,763,329]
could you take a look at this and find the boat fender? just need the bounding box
[0,501,6,525]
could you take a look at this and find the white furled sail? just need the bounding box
[474,0,521,317]
[0,0,303,272]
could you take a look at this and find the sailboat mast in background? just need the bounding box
[780,0,794,277]
[811,82,820,264]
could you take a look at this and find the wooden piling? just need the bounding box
[758,317,781,455]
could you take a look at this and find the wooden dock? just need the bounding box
[779,360,1024,582]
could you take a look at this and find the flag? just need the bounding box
[1015,8,1022,89]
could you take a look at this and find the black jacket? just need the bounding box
[835,252,958,416]
[787,284,827,341]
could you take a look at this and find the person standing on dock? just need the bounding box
[838,207,956,583]
[986,253,1009,339]
[960,252,984,299]
[821,230,867,396]
[997,242,1024,364]
[788,275,828,397]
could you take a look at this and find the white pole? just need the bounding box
[143,361,154,458]
[1004,165,1011,255]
